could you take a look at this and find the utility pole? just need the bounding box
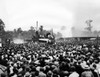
[96,32,99,47]
[36,21,38,31]
[85,19,93,32]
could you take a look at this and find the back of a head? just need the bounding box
[70,66,76,72]
[40,67,45,72]
[1,73,6,77]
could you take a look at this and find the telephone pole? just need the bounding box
[85,19,93,32]
[36,21,38,31]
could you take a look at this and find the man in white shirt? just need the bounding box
[69,66,79,77]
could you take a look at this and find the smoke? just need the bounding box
[71,26,99,37]
[61,26,66,30]
[13,38,25,44]
[71,26,87,37]
[13,34,26,44]
[55,32,62,39]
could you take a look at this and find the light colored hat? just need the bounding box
[84,65,90,70]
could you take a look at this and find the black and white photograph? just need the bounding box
[0,0,100,77]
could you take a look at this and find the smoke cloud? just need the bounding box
[61,26,66,30]
[13,38,26,44]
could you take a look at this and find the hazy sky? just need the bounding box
[0,0,100,37]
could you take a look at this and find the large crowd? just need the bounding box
[0,40,100,77]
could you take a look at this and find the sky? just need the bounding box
[0,0,100,37]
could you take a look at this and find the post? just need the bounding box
[36,21,38,31]
[97,34,99,46]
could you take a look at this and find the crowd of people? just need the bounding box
[0,40,100,77]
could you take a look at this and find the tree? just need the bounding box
[0,19,5,32]
[14,29,17,33]
[17,27,23,34]
[39,25,43,32]
[0,19,5,40]
[30,26,35,31]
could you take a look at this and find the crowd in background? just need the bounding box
[0,41,100,77]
